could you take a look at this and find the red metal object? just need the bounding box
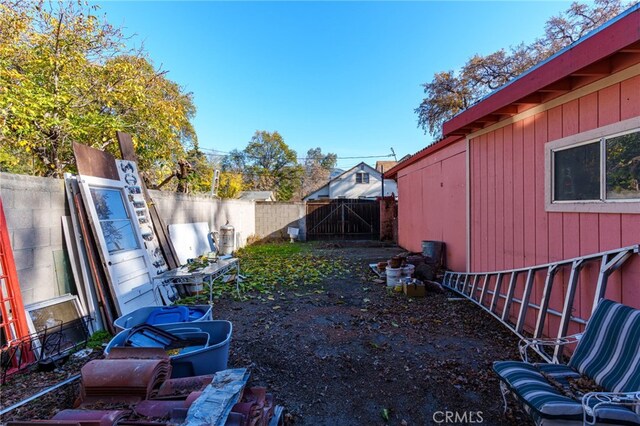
[105,347,169,360]
[134,400,187,418]
[52,409,130,426]
[0,198,34,374]
[155,375,213,399]
[80,358,171,403]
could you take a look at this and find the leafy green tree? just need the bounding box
[224,131,303,201]
[244,131,303,201]
[416,0,627,137]
[0,0,197,187]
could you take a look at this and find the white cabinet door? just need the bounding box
[78,175,158,315]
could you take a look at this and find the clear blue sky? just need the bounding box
[95,1,570,170]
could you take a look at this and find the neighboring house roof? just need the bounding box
[329,168,345,179]
[237,191,275,201]
[386,3,640,179]
[328,162,380,182]
[303,162,383,200]
[375,161,397,173]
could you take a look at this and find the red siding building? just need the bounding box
[387,5,640,321]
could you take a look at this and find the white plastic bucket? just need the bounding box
[386,267,402,287]
[401,264,415,277]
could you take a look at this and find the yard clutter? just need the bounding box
[370,246,446,296]
[113,305,213,332]
[0,131,286,426]
[105,321,233,378]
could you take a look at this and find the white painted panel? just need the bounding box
[78,175,159,315]
[116,160,168,276]
[168,222,214,264]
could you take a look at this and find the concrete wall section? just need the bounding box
[255,202,306,241]
[149,190,256,248]
[0,173,68,305]
[0,174,257,306]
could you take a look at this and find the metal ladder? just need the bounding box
[442,244,639,363]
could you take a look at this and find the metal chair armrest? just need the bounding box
[518,334,583,362]
[582,391,640,425]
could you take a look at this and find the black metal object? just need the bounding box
[0,315,92,383]
[306,199,380,240]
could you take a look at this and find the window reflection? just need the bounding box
[89,187,139,254]
[606,132,640,200]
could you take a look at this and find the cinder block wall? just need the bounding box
[255,202,306,241]
[0,173,257,306]
[149,190,256,248]
[0,173,68,305]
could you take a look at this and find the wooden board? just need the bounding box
[116,131,137,161]
[63,175,105,332]
[73,190,117,333]
[72,142,119,180]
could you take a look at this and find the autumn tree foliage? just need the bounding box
[415,0,629,137]
[0,0,200,190]
[300,147,337,199]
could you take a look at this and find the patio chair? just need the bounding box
[493,299,640,425]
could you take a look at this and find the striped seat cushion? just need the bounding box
[568,299,640,393]
[494,361,640,424]
[493,361,583,420]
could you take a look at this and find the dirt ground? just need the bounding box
[217,243,531,425]
[1,243,532,425]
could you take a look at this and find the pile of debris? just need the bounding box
[1,131,283,425]
[370,242,448,296]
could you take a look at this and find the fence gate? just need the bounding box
[306,199,379,240]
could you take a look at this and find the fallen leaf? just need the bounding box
[381,408,390,422]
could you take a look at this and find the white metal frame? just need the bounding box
[545,116,640,213]
[24,294,86,359]
[442,244,639,363]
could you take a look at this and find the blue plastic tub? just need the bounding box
[105,320,232,378]
[113,305,213,332]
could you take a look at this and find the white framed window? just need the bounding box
[355,172,370,184]
[545,117,640,213]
